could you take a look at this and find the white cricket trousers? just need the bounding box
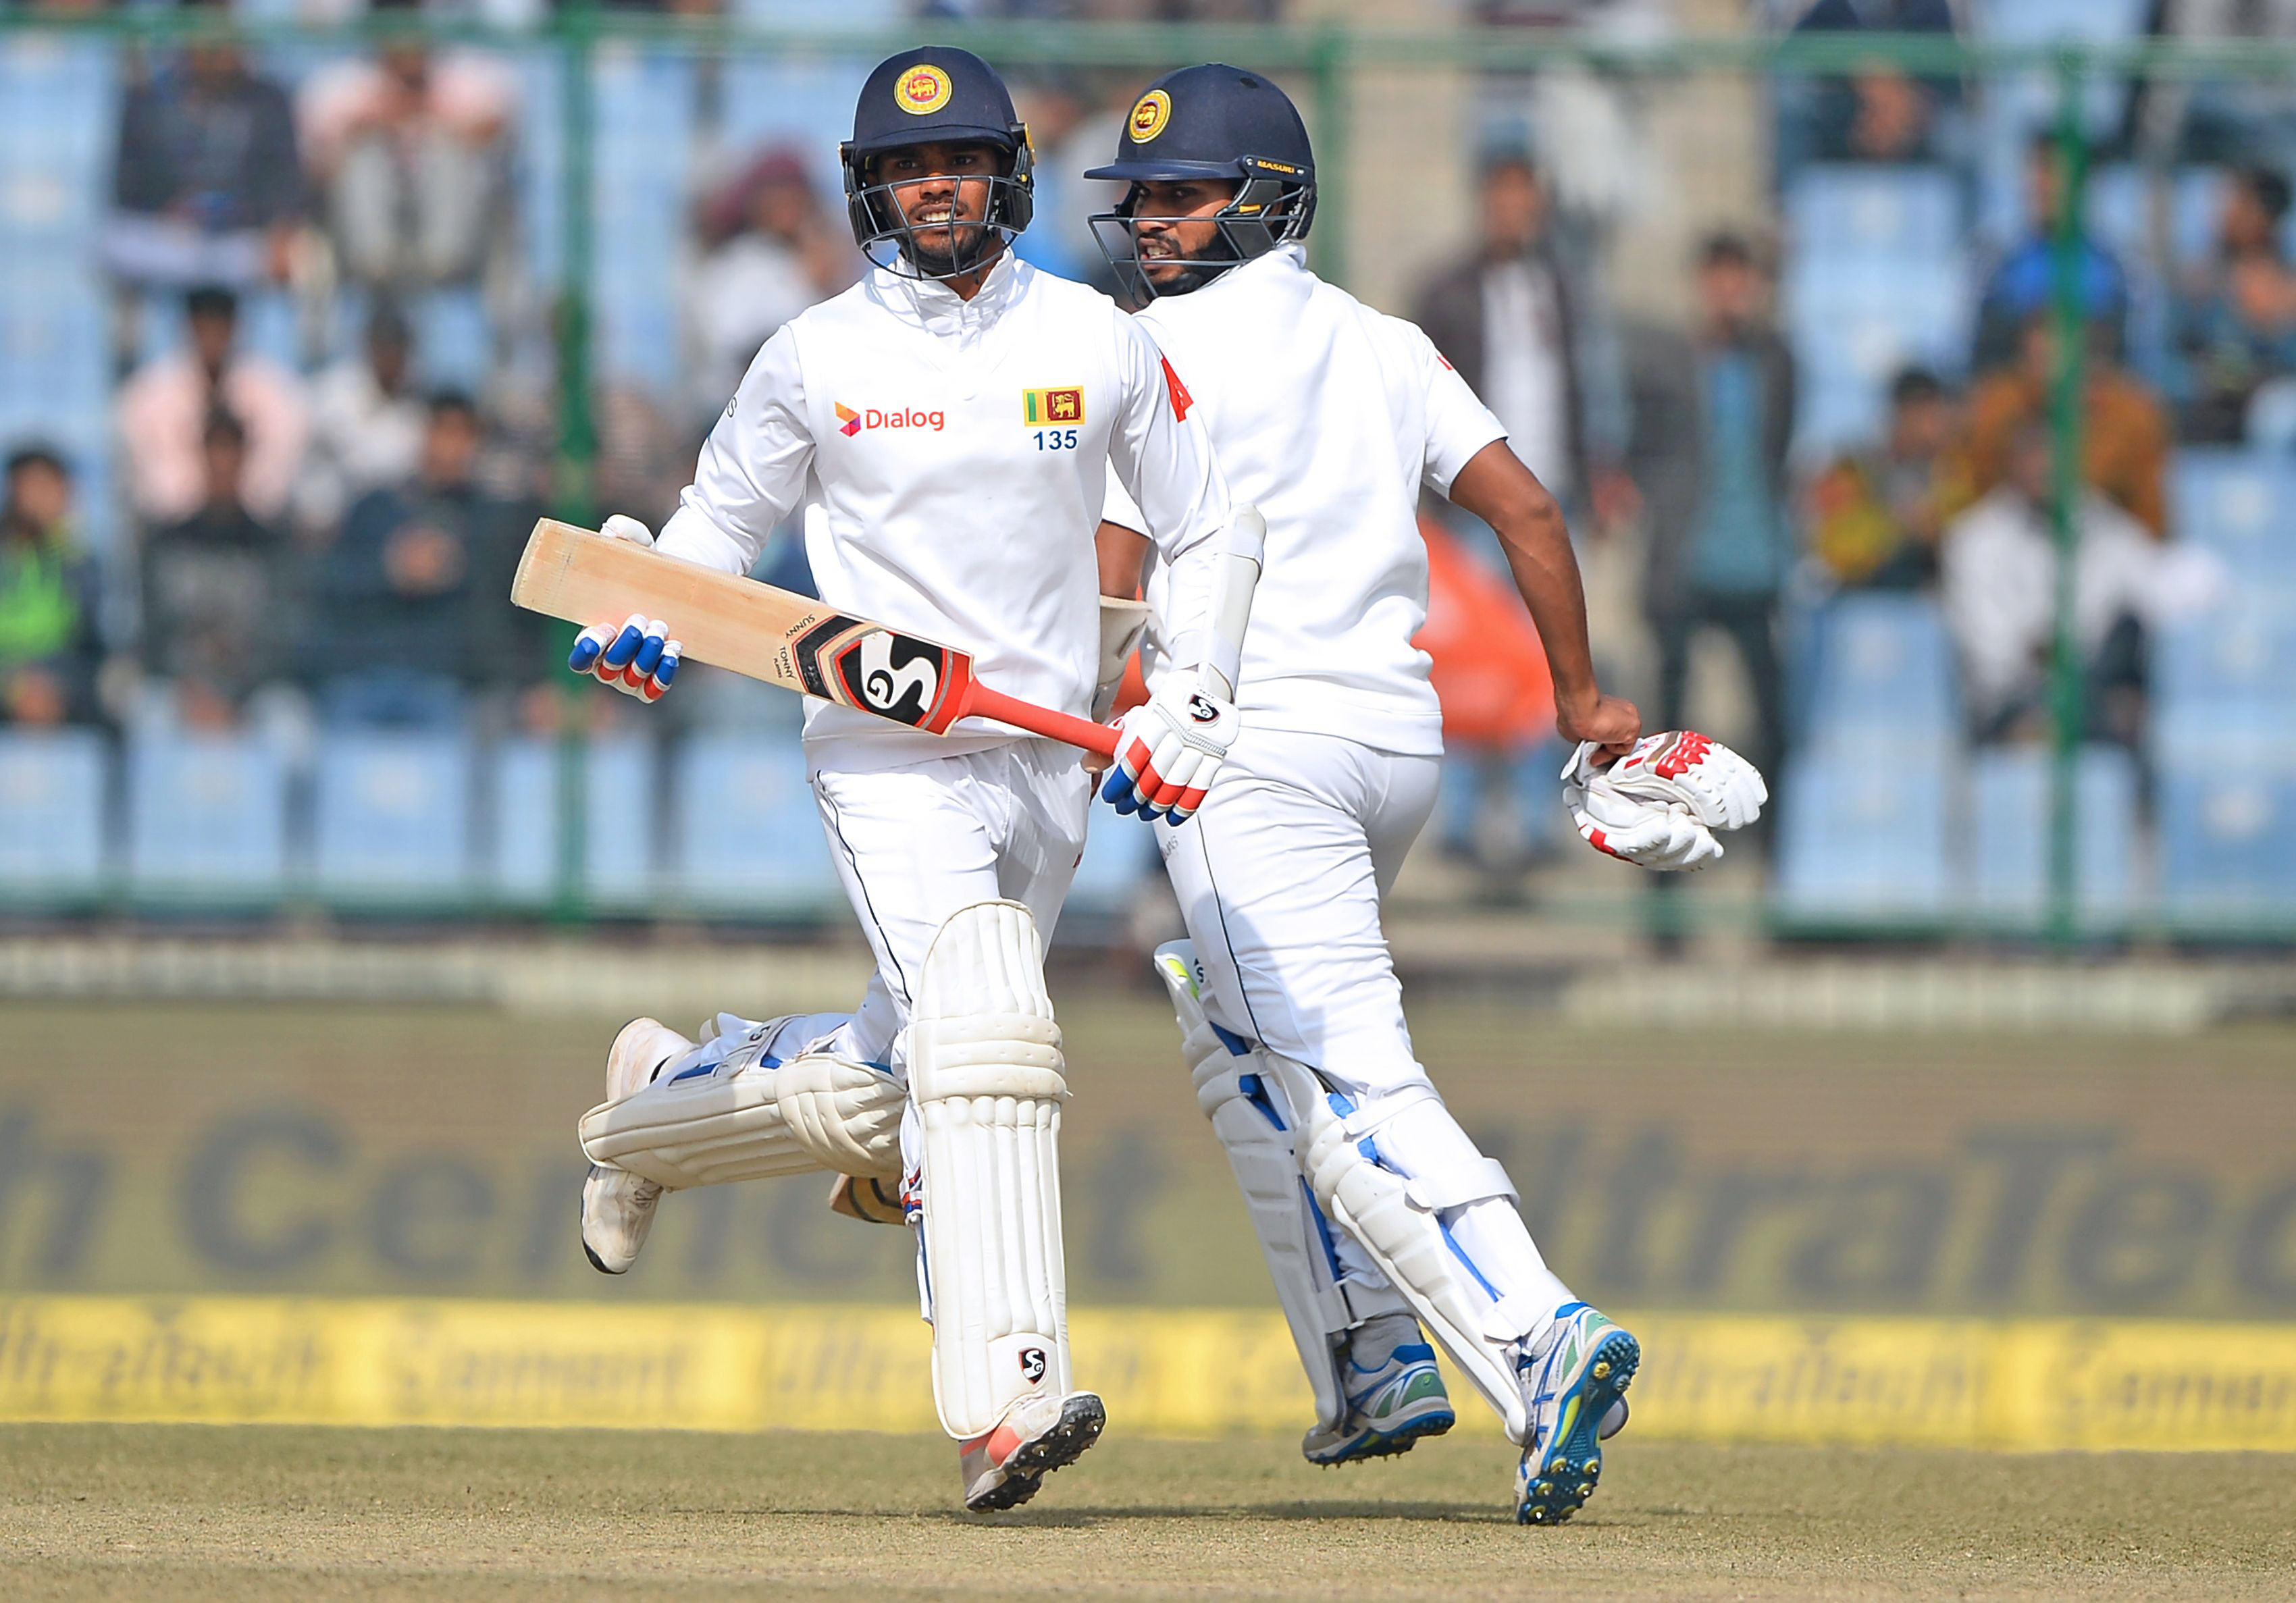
[808,738,1091,1076]
[1155,725,1573,1321]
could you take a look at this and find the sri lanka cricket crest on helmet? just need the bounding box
[841,47,1036,281]
[1088,63,1317,300]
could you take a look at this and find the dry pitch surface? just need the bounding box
[3,1425,2294,1600]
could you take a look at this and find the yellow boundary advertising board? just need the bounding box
[3,1297,2295,1452]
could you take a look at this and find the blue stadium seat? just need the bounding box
[1786,165,1963,261]
[1800,593,1958,754]
[0,729,109,900]
[2151,603,2296,750]
[1067,812,1154,917]
[592,47,694,395]
[126,729,290,903]
[2086,165,2227,274]
[667,733,839,914]
[1773,745,1953,922]
[1964,744,2139,923]
[311,730,474,901]
[2158,760,2296,924]
[486,733,660,910]
[2172,450,2296,583]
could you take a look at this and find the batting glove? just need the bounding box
[570,612,682,702]
[1561,730,1767,872]
[566,517,681,701]
[1101,677,1239,825]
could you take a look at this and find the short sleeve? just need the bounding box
[657,324,815,575]
[1406,319,1508,496]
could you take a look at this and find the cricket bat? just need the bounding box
[511,518,1122,758]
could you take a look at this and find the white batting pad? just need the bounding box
[1153,942,1407,1436]
[579,1048,902,1191]
[1259,1057,1540,1444]
[910,899,1072,1441]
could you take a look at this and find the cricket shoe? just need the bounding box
[579,1017,694,1274]
[958,1390,1106,1513]
[1303,1313,1457,1466]
[1514,1302,1640,1526]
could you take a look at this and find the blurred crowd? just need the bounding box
[4,0,2295,905]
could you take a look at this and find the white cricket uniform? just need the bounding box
[661,253,1228,1070]
[1105,244,1573,1319]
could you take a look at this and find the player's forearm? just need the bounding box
[1095,521,1149,600]
[1449,443,1604,722]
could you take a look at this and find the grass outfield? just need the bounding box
[3,1426,2293,1600]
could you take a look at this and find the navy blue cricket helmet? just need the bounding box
[1086,63,1316,298]
[841,47,1035,280]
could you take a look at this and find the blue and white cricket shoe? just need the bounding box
[1514,1301,1639,1525]
[1303,1314,1457,1466]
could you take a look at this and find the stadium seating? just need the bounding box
[1782,167,1974,453]
[486,732,660,912]
[311,730,475,903]
[126,729,291,904]
[0,729,109,901]
[1785,165,1962,260]
[1964,744,2140,923]
[1798,592,1959,754]
[667,732,839,914]
[2172,450,2296,585]
[2158,757,2296,925]
[1772,743,1954,923]
[593,47,694,396]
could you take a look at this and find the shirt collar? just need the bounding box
[868,250,1026,338]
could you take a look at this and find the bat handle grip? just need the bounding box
[959,685,1122,760]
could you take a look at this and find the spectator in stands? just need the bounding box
[140,414,294,729]
[296,0,517,296]
[1413,152,1632,525]
[1973,138,2130,373]
[0,447,101,728]
[2172,165,2296,444]
[1806,365,1973,590]
[101,0,305,305]
[1624,231,1796,790]
[309,392,529,728]
[1941,422,2162,747]
[1777,0,1964,178]
[115,286,308,528]
[689,149,855,422]
[294,303,427,540]
[1965,317,2171,538]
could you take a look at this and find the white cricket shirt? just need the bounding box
[1105,246,1508,757]
[659,253,1228,768]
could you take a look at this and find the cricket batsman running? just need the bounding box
[563,47,1241,1513]
[1087,65,1767,1523]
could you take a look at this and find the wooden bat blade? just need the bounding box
[511,519,1119,758]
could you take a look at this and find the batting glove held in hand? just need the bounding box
[1562,730,1767,872]
[1101,678,1239,824]
[569,612,681,702]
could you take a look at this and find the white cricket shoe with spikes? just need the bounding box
[580,1018,694,1274]
[1514,1302,1640,1525]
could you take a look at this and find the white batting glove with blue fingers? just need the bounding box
[566,515,681,702]
[1100,678,1238,825]
[570,612,682,702]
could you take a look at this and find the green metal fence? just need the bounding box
[6,13,2296,943]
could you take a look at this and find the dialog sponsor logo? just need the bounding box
[837,402,945,436]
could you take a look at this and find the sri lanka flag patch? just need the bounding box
[1022,387,1085,425]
